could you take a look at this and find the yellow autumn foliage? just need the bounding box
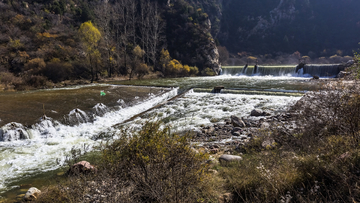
[78,21,101,53]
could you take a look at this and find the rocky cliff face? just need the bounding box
[193,0,360,56]
[165,0,221,74]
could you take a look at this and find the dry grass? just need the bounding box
[217,69,360,202]
[34,122,218,203]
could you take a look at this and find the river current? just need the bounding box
[0,70,328,199]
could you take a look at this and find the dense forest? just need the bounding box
[0,0,220,90]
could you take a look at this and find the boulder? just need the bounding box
[68,161,97,175]
[337,71,349,78]
[231,131,241,136]
[24,187,41,201]
[312,75,319,79]
[260,122,270,129]
[230,115,246,127]
[251,109,271,116]
[219,154,242,162]
[250,109,263,116]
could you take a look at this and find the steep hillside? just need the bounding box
[0,0,221,90]
[195,0,360,56]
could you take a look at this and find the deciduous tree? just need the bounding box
[78,21,101,83]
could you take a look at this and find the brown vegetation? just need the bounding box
[34,122,216,202]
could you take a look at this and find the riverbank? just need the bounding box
[1,64,359,202]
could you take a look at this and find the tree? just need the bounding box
[129,45,145,80]
[94,0,116,77]
[159,49,171,74]
[78,21,101,83]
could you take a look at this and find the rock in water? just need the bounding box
[68,161,97,175]
[250,109,263,116]
[230,115,246,127]
[219,154,242,162]
[337,71,349,78]
[24,187,41,201]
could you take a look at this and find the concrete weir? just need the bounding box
[297,64,346,77]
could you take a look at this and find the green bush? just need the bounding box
[201,67,216,76]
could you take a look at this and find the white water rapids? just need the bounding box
[0,88,178,193]
[0,78,305,195]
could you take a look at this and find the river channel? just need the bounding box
[0,67,331,201]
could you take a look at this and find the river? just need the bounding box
[0,65,335,201]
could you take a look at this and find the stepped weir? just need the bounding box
[221,63,350,77]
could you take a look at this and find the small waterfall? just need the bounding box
[67,108,90,125]
[300,64,345,77]
[222,64,345,77]
[93,103,109,116]
[0,123,30,141]
[257,66,296,75]
[222,65,296,76]
[242,64,248,74]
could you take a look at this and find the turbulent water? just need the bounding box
[0,85,176,195]
[0,72,331,198]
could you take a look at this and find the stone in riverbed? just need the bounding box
[250,109,263,116]
[219,154,242,162]
[23,187,41,201]
[251,109,271,117]
[260,122,270,129]
[68,161,97,175]
[337,71,349,78]
[230,115,246,127]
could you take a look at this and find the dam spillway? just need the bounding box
[221,64,346,77]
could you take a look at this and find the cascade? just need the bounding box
[299,64,345,77]
[221,64,345,77]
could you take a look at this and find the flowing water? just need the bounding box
[0,65,339,200]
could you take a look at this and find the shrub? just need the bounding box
[136,63,149,79]
[102,121,210,202]
[189,65,199,75]
[0,72,20,88]
[36,122,212,202]
[42,62,73,83]
[24,58,46,75]
[201,67,215,76]
[218,82,360,202]
[24,75,48,88]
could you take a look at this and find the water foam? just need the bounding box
[129,92,301,133]
[0,88,178,193]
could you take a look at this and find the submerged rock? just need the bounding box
[0,122,29,141]
[24,187,41,201]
